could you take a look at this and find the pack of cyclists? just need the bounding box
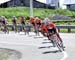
[0,16,62,41]
[0,16,65,51]
[29,17,64,51]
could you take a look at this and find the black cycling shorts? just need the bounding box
[21,22,25,25]
[32,22,35,26]
[37,23,41,25]
[48,28,56,34]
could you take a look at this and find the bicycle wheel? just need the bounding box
[53,39,64,52]
[51,34,64,52]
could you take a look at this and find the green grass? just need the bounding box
[60,29,69,33]
[71,29,75,33]
[0,7,75,19]
[54,21,75,25]
[0,7,57,21]
[58,29,75,33]
[0,7,30,18]
[0,7,75,25]
[0,7,75,32]
[0,7,53,23]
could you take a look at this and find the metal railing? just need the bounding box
[56,25,75,32]
[5,24,75,32]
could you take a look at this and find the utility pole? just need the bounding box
[30,0,33,17]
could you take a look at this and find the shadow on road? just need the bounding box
[42,50,60,54]
[42,42,51,44]
[38,46,53,49]
[34,36,44,39]
[43,39,49,41]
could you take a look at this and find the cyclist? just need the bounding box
[20,16,26,32]
[1,16,9,33]
[45,18,64,48]
[12,16,17,32]
[30,16,35,26]
[29,16,36,32]
[39,21,48,37]
[48,19,62,43]
[35,17,41,27]
[40,18,64,48]
[35,17,42,35]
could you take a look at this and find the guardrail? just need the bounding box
[56,25,75,32]
[7,24,32,31]
[5,24,75,33]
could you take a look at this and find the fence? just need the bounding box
[56,25,75,32]
[6,24,75,33]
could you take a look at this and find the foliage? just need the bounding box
[0,7,75,22]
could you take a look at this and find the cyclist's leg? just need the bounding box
[15,24,18,32]
[26,26,29,35]
[55,33,65,49]
[22,24,25,32]
[13,24,15,31]
[47,29,56,47]
[47,34,56,47]
[4,25,7,33]
[33,24,37,35]
[1,24,4,31]
[23,24,26,34]
[40,31,47,37]
[6,25,9,33]
[55,28,63,43]
[56,33,62,42]
[36,24,40,36]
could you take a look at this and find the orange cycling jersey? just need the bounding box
[40,24,48,33]
[35,18,41,23]
[47,22,56,29]
[30,18,35,24]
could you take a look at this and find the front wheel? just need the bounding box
[53,40,64,52]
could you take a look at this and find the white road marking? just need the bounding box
[60,51,68,60]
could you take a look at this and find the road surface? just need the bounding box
[0,31,75,60]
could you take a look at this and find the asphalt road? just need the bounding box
[0,31,75,60]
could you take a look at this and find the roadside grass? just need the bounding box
[0,7,75,20]
[0,7,75,33]
[60,29,69,33]
[59,29,75,33]
[71,29,75,33]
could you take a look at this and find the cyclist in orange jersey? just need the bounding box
[40,22,48,36]
[29,17,37,32]
[29,17,35,26]
[35,17,41,26]
[46,18,63,43]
